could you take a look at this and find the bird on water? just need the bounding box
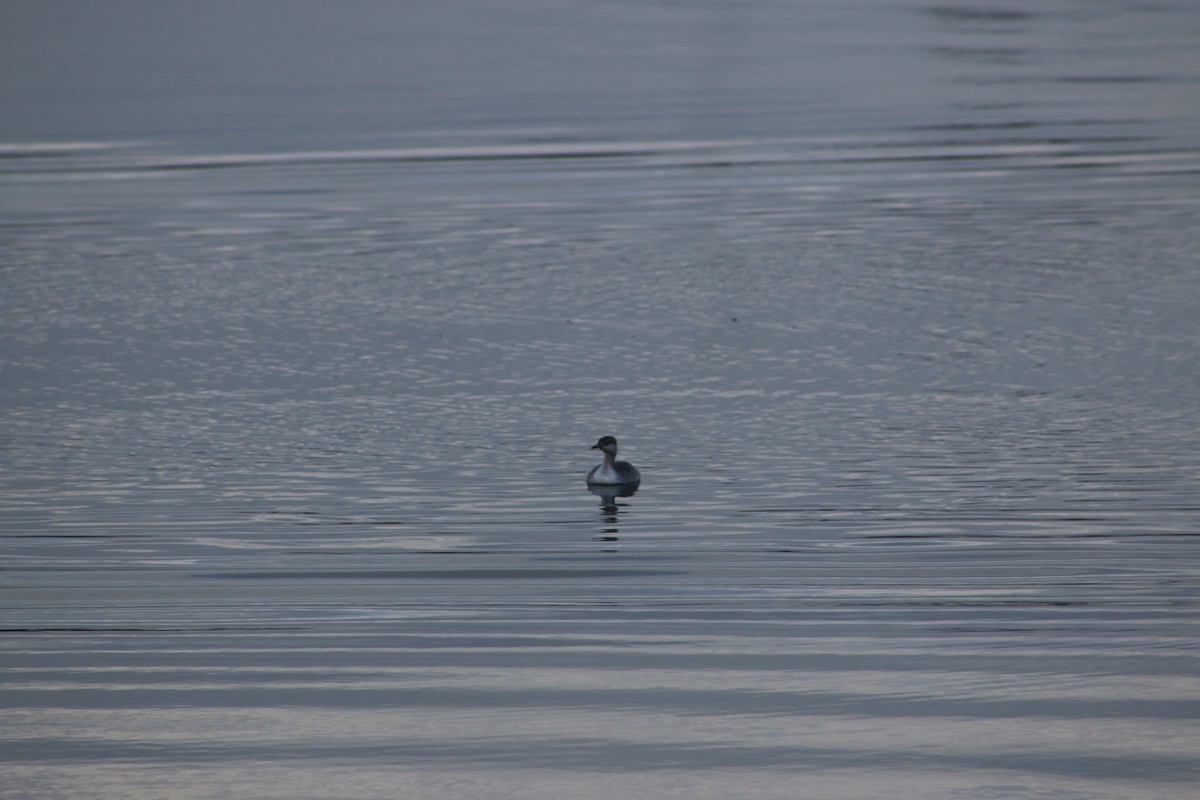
[587,435,641,485]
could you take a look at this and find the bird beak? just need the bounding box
[590,443,601,450]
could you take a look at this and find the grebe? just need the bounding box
[587,435,641,485]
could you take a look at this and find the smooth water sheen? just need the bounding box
[2,2,1199,798]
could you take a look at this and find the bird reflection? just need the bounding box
[588,482,638,542]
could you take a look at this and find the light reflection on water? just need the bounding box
[3,0,1200,797]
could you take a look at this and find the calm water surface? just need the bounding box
[2,2,1200,798]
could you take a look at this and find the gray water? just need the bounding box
[3,2,1200,798]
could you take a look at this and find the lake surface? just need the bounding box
[2,2,1199,798]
